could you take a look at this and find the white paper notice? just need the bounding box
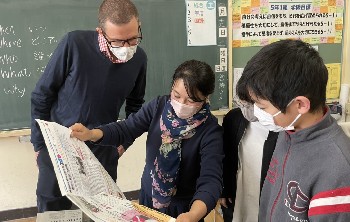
[186,0,217,46]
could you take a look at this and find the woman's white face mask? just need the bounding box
[253,101,301,132]
[170,99,201,119]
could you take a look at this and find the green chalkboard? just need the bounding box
[0,1,101,130]
[0,0,228,131]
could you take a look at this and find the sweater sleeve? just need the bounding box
[191,118,224,214]
[122,53,147,150]
[125,48,147,117]
[30,33,70,152]
[98,96,160,147]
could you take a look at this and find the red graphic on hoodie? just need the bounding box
[284,181,309,213]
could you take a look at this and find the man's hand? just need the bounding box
[35,150,40,168]
[219,197,232,208]
[117,145,125,157]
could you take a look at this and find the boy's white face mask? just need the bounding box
[110,45,137,62]
[253,101,301,132]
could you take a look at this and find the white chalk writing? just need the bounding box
[3,84,26,97]
[0,54,18,65]
[0,25,15,36]
[1,67,31,79]
[0,37,22,48]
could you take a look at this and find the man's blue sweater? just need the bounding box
[31,30,147,151]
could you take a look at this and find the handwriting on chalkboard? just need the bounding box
[0,24,58,98]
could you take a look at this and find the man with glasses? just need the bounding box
[31,0,147,212]
[219,96,278,222]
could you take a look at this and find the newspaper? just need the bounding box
[36,119,175,222]
[36,209,82,222]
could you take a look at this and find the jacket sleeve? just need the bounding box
[30,33,71,152]
[98,96,159,147]
[308,135,350,221]
[191,118,224,214]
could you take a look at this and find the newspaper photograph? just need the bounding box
[36,119,175,222]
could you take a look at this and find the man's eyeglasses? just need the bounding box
[103,26,142,48]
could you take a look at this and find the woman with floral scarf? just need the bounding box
[71,60,224,222]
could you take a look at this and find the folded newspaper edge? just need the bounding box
[132,202,176,222]
[36,119,175,222]
[66,193,175,222]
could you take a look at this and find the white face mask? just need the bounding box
[253,103,301,132]
[170,99,201,119]
[110,45,137,62]
[240,105,258,122]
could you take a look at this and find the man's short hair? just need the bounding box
[237,39,328,113]
[98,0,139,28]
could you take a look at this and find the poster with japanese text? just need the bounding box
[232,0,344,47]
[326,63,341,99]
[187,0,217,46]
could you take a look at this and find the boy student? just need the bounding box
[31,0,147,212]
[236,39,350,221]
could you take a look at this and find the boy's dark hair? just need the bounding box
[98,0,139,28]
[237,39,328,113]
[172,60,215,102]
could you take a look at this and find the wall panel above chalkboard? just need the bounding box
[0,0,228,131]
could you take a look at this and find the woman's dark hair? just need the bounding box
[171,60,215,102]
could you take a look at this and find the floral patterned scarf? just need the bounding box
[151,99,210,209]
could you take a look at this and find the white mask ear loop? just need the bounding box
[272,111,281,117]
[272,99,296,117]
[286,113,302,129]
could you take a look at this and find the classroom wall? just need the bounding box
[342,2,350,85]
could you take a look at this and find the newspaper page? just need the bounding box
[36,119,175,222]
[36,119,124,198]
[67,193,176,222]
[36,209,82,222]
